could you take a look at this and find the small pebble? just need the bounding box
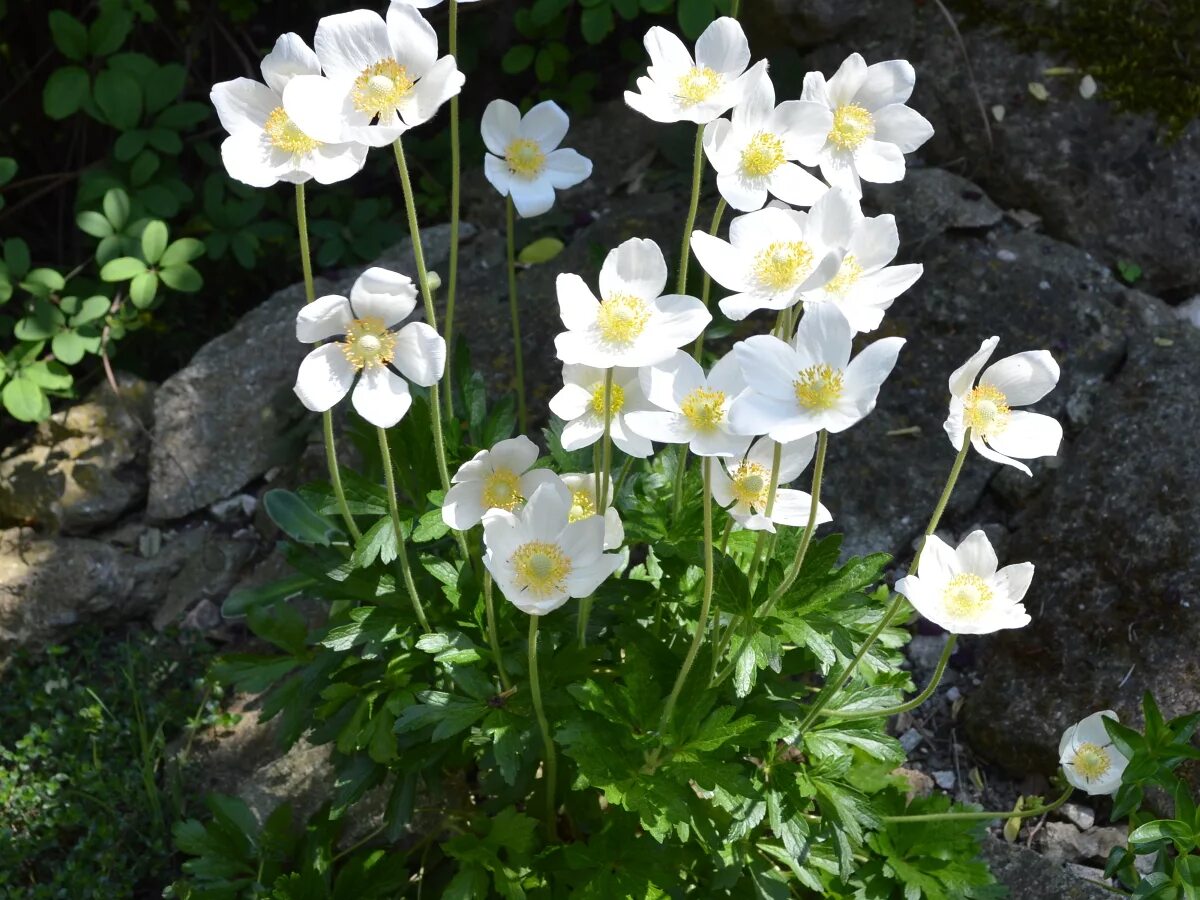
[1062,802,1096,830]
[933,770,956,790]
[946,686,962,703]
[997,249,1019,262]
[900,728,923,752]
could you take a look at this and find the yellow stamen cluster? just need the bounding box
[942,573,993,619]
[568,488,597,523]
[505,138,546,179]
[590,381,626,416]
[596,293,651,345]
[740,131,786,178]
[264,107,321,155]
[482,469,523,512]
[730,461,770,508]
[793,363,844,410]
[753,241,814,293]
[511,541,572,597]
[352,58,414,121]
[963,384,1011,438]
[341,317,396,370]
[829,103,874,150]
[1071,743,1113,781]
[676,66,722,106]
[680,388,727,432]
[823,254,864,297]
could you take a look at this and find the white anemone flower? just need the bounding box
[946,337,1063,477]
[481,99,593,218]
[713,436,833,532]
[283,4,464,149]
[1059,711,1129,796]
[548,365,654,458]
[799,53,934,198]
[624,17,767,125]
[554,238,711,368]
[691,190,852,322]
[293,268,443,428]
[210,33,368,188]
[702,69,831,211]
[728,302,905,441]
[624,350,749,458]
[483,480,624,616]
[560,473,624,550]
[392,0,480,6]
[895,531,1034,635]
[442,435,561,530]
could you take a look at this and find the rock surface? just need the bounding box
[982,836,1115,900]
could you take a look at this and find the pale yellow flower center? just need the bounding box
[823,254,864,297]
[352,59,414,121]
[596,293,651,345]
[589,381,626,416]
[740,131,786,178]
[341,317,396,370]
[568,488,597,523]
[793,363,844,410]
[264,106,321,154]
[482,469,523,512]
[754,241,814,293]
[505,138,546,179]
[681,387,727,432]
[730,461,770,507]
[1071,742,1113,781]
[963,384,1011,438]
[829,103,875,150]
[676,66,722,106]
[942,573,993,619]
[511,541,572,597]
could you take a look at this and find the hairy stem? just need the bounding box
[483,571,511,691]
[377,427,431,633]
[505,197,528,432]
[883,784,1073,824]
[692,198,727,359]
[528,616,558,841]
[819,635,958,720]
[676,124,705,296]
[442,0,461,420]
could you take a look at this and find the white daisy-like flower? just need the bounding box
[561,472,624,550]
[895,531,1033,635]
[391,0,481,7]
[624,350,749,458]
[624,17,767,125]
[548,365,654,459]
[799,53,934,198]
[702,69,831,211]
[442,435,561,530]
[728,302,905,441]
[1059,711,1129,796]
[712,435,833,532]
[210,33,368,188]
[293,267,444,428]
[554,238,711,368]
[282,4,464,149]
[690,189,851,322]
[945,337,1063,477]
[482,480,624,616]
[481,99,592,218]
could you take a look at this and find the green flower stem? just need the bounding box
[731,0,741,16]
[708,516,736,682]
[676,124,705,296]
[796,430,972,735]
[745,441,784,589]
[658,457,715,734]
[505,197,528,433]
[671,445,689,521]
[692,198,727,360]
[819,634,958,721]
[882,783,1073,824]
[442,0,461,421]
[579,371,616,648]
[483,571,511,691]
[295,183,361,543]
[527,615,558,841]
[612,454,634,499]
[377,426,432,634]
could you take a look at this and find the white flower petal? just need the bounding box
[219,132,287,189]
[716,170,768,212]
[352,366,412,427]
[774,100,834,160]
[872,103,934,153]
[854,59,916,110]
[987,411,1063,461]
[640,349,704,411]
[827,53,868,107]
[915,534,957,583]
[805,186,860,248]
[549,380,592,421]
[261,33,321,95]
[847,214,899,270]
[349,267,418,324]
[481,98,521,155]
[646,294,712,349]
[980,351,1060,406]
[818,151,862,199]
[443,480,487,529]
[313,10,391,82]
[307,142,369,185]
[561,416,604,450]
[489,435,541,476]
[736,335,801,401]
[768,163,830,208]
[695,17,750,76]
[282,74,356,145]
[600,237,668,302]
[992,561,1035,605]
[949,337,1000,398]
[399,55,464,127]
[971,434,1033,476]
[954,530,998,577]
[732,66,775,130]
[853,140,906,183]
[768,489,833,527]
[509,176,556,218]
[544,148,592,190]
[624,410,692,445]
[841,336,905,418]
[643,26,693,75]
[556,274,601,331]
[691,231,753,292]
[519,100,570,151]
[728,392,801,439]
[297,294,353,343]
[523,480,572,541]
[792,302,853,371]
[212,78,279,135]
[294,344,356,412]
[484,153,512,198]
[392,321,445,386]
[386,1,438,80]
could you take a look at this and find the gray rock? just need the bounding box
[1036,822,1127,865]
[0,374,154,533]
[1061,802,1097,831]
[870,167,1005,239]
[932,769,956,790]
[983,836,1115,899]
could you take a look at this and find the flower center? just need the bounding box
[352,59,414,122]
[589,381,626,416]
[264,106,321,155]
[730,461,770,507]
[680,387,727,432]
[829,103,875,150]
[942,573,994,619]
[568,488,597,523]
[676,66,722,106]
[482,468,523,512]
[505,138,546,179]
[511,541,572,598]
[793,363,844,410]
[596,293,651,345]
[963,384,1012,438]
[740,131,786,178]
[823,254,864,297]
[753,241,814,293]
[341,317,396,370]
[1071,742,1113,781]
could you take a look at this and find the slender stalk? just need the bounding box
[731,0,741,15]
[692,198,727,359]
[708,516,736,682]
[612,454,634,499]
[819,635,957,720]
[505,197,528,432]
[442,0,461,421]
[377,427,432,634]
[658,458,715,733]
[599,369,615,508]
[914,428,973,571]
[528,616,557,841]
[676,125,705,296]
[671,445,689,521]
[883,783,1073,824]
[483,572,511,691]
[745,441,784,588]
[296,183,315,301]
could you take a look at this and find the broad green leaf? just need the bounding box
[4,237,31,278]
[103,188,131,229]
[0,157,17,186]
[48,11,88,60]
[222,573,314,618]
[160,237,205,266]
[1129,819,1192,851]
[21,268,66,295]
[51,330,97,365]
[77,210,114,238]
[93,68,143,130]
[100,256,147,281]
[263,489,341,545]
[129,271,159,308]
[140,220,168,263]
[160,262,202,291]
[88,10,133,56]
[501,45,536,74]
[14,300,64,340]
[24,360,73,390]
[43,66,89,119]
[3,377,49,421]
[518,236,565,265]
[70,294,111,326]
[580,3,614,43]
